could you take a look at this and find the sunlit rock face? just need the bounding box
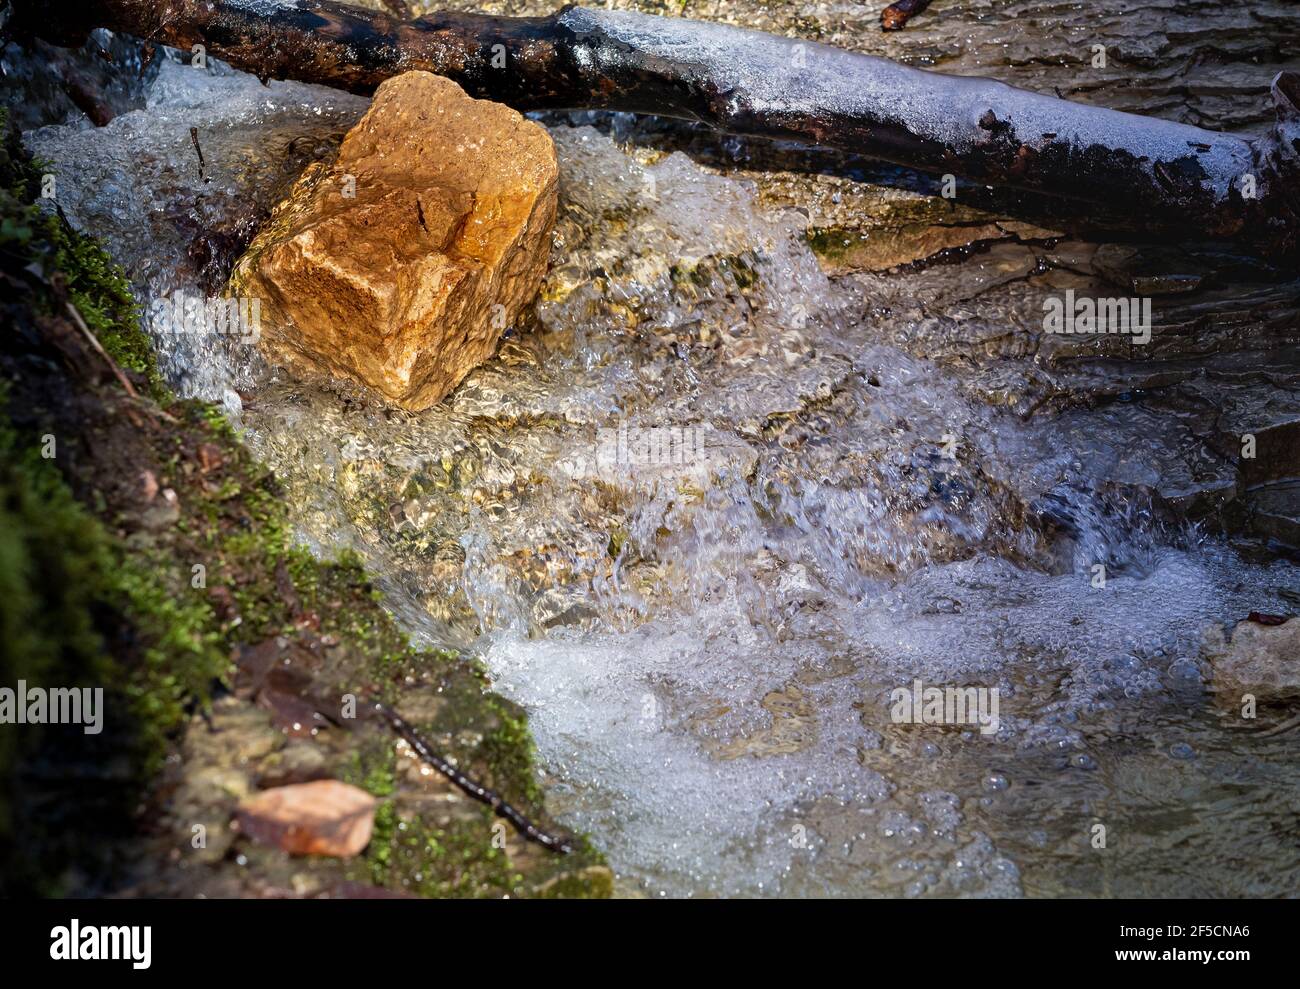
[232,72,559,411]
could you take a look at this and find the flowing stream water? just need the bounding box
[19,2,1300,897]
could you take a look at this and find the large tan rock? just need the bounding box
[232,71,558,410]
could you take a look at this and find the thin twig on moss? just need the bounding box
[372,700,574,854]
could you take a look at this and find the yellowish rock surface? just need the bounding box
[233,71,558,410]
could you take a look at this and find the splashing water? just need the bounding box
[28,50,1300,897]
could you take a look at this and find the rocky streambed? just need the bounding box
[11,0,1300,897]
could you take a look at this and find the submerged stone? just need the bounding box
[1206,617,1300,704]
[232,71,558,410]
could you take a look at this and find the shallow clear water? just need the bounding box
[24,13,1300,897]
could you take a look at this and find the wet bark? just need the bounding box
[22,0,1300,257]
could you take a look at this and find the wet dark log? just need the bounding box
[21,1,1300,257]
[882,0,934,32]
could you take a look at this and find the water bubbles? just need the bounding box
[1108,654,1143,673]
[990,858,1020,879]
[1166,657,1203,685]
[983,773,1009,792]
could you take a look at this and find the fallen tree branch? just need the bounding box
[21,1,1300,255]
[371,700,574,854]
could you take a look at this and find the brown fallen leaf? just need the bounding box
[235,780,376,857]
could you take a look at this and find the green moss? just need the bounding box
[110,550,228,774]
[477,693,544,808]
[367,800,398,880]
[607,526,629,560]
[535,865,616,899]
[56,222,164,398]
[361,760,396,799]
[805,226,865,264]
[0,113,163,400]
[0,405,229,891]
[360,804,519,898]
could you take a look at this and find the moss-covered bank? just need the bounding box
[0,115,608,897]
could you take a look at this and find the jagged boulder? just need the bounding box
[232,71,558,410]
